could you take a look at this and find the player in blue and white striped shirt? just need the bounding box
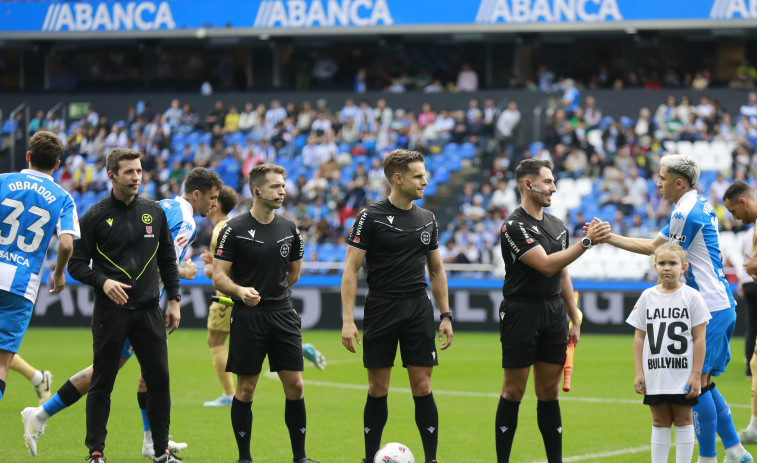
[603,154,752,463]
[0,131,79,403]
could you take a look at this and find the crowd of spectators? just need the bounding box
[18,95,508,275]
[438,89,757,276]
[13,86,757,279]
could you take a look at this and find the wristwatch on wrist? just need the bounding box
[169,294,181,302]
[440,311,454,322]
[581,237,593,250]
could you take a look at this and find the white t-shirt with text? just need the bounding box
[626,284,711,395]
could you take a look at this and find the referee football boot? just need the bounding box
[87,451,106,462]
[153,449,182,462]
[724,450,755,463]
[142,439,188,458]
[740,428,757,445]
[21,406,46,456]
[303,343,326,370]
[34,370,53,405]
[294,459,320,463]
[203,395,233,407]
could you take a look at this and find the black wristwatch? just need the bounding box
[581,237,593,250]
[169,294,181,302]
[440,311,454,322]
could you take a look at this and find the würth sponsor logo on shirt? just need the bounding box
[503,229,520,253]
[217,226,232,251]
[352,210,367,242]
[144,225,154,238]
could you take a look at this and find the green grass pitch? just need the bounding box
[2,328,755,462]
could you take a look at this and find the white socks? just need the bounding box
[223,393,233,401]
[144,430,153,445]
[652,425,697,463]
[726,443,748,459]
[30,370,43,386]
[675,425,695,463]
[749,416,757,434]
[651,426,671,463]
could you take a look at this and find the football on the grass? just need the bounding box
[373,442,415,463]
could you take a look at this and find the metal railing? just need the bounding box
[46,100,65,121]
[8,102,27,172]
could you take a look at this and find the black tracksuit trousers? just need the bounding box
[86,304,170,456]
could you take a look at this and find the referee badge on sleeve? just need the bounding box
[420,231,431,244]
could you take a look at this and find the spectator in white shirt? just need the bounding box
[457,63,479,92]
[584,96,603,129]
[163,99,182,129]
[339,98,360,123]
[265,100,287,126]
[238,102,257,134]
[373,99,393,127]
[433,110,455,142]
[311,113,333,135]
[740,91,757,124]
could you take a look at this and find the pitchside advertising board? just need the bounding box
[31,279,749,334]
[0,0,756,36]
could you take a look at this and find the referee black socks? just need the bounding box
[495,396,520,462]
[285,398,307,461]
[0,378,5,401]
[537,399,562,463]
[231,396,253,461]
[364,394,388,462]
[413,392,439,463]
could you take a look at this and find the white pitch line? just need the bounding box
[286,377,751,408]
[530,445,651,463]
[262,373,748,460]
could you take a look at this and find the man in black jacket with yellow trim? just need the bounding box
[68,148,181,463]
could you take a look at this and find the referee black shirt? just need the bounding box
[214,211,303,310]
[348,198,439,297]
[500,206,569,299]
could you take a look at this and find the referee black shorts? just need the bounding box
[226,306,304,376]
[363,291,438,369]
[499,295,568,368]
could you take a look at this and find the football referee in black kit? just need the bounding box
[342,149,453,463]
[496,159,610,463]
[67,148,181,463]
[212,163,315,463]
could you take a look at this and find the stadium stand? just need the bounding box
[13,87,757,284]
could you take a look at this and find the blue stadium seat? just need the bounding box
[228,132,245,146]
[529,141,544,157]
[445,153,462,171]
[443,143,459,156]
[599,116,614,131]
[433,166,450,184]
[354,155,368,166]
[619,116,634,129]
[427,154,444,171]
[459,142,475,159]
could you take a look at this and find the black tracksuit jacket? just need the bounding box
[68,192,179,309]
